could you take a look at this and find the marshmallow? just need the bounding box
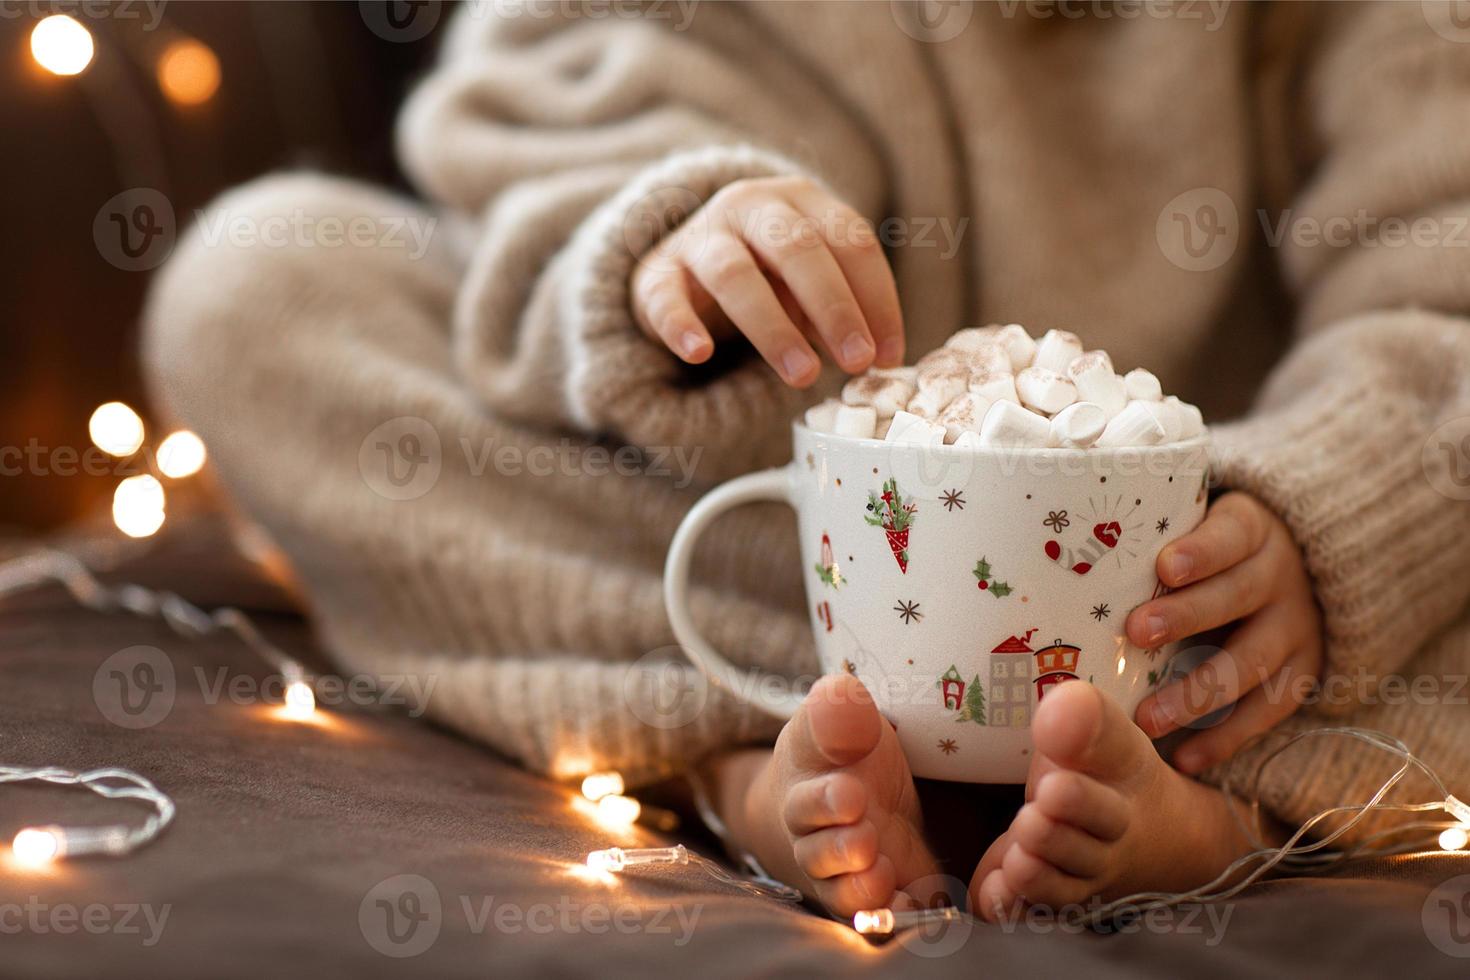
[1068,354,1128,420]
[1032,329,1084,374]
[1016,366,1078,415]
[994,324,1038,371]
[885,410,946,447]
[1166,395,1205,439]
[1049,401,1108,448]
[1123,368,1163,402]
[873,416,893,440]
[965,344,1014,377]
[803,398,841,433]
[911,368,968,413]
[1095,400,1166,448]
[842,373,915,418]
[979,399,1053,448]
[834,404,878,440]
[936,391,990,443]
[1147,399,1184,443]
[871,366,918,384]
[953,430,982,450]
[969,368,1020,406]
[945,326,1001,352]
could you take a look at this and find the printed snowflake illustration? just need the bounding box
[1091,603,1111,622]
[1043,510,1070,532]
[937,738,958,755]
[1156,517,1171,534]
[894,599,922,624]
[940,489,966,512]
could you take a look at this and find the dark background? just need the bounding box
[2,1,446,532]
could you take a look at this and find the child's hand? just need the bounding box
[1129,492,1324,774]
[630,176,905,387]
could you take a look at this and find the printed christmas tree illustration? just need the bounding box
[956,674,986,726]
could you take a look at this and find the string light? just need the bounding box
[853,906,965,936]
[30,14,94,77]
[580,772,625,802]
[156,430,207,479]
[282,677,318,722]
[2,766,175,866]
[595,794,642,827]
[156,39,220,107]
[584,843,802,902]
[88,402,145,457]
[1440,826,1470,852]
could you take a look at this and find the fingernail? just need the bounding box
[1145,616,1167,645]
[839,334,873,367]
[782,348,816,383]
[877,337,904,366]
[1166,552,1193,583]
[679,332,706,359]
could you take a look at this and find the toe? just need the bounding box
[1032,770,1130,842]
[783,772,867,835]
[1002,843,1093,909]
[1008,803,1111,878]
[814,854,898,918]
[793,820,879,880]
[1030,681,1155,783]
[972,869,1018,923]
[799,673,884,769]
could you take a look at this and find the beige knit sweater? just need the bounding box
[145,2,1470,837]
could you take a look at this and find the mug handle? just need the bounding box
[664,465,805,720]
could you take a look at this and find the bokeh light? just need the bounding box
[156,39,221,106]
[88,402,145,457]
[157,430,207,478]
[113,474,166,538]
[30,15,94,76]
[12,828,61,867]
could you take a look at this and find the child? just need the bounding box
[145,2,1470,920]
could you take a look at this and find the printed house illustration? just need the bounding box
[988,629,1037,728]
[1034,638,1083,700]
[939,665,966,711]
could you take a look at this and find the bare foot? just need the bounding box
[723,674,940,918]
[970,681,1259,919]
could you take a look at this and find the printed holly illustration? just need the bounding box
[972,557,1012,598]
[865,477,916,573]
[813,533,845,588]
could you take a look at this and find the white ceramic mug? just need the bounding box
[664,423,1210,783]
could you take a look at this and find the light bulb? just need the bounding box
[112,475,166,539]
[580,772,625,802]
[12,827,62,866]
[31,14,93,76]
[157,430,207,478]
[853,909,894,935]
[595,794,641,826]
[89,402,145,457]
[1440,826,1469,852]
[282,680,316,721]
[586,848,625,873]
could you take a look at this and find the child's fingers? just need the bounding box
[1126,550,1273,649]
[1157,492,1271,588]
[631,261,715,363]
[1168,646,1320,774]
[738,201,876,373]
[784,184,905,367]
[1135,601,1298,737]
[682,231,821,387]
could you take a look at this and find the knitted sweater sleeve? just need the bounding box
[1208,3,1470,709]
[396,6,886,480]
